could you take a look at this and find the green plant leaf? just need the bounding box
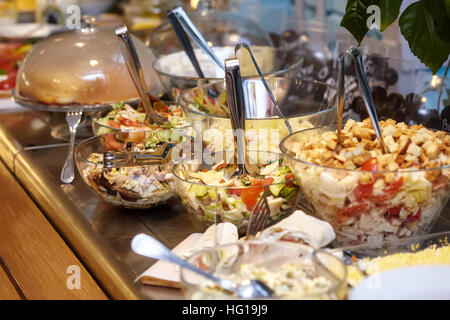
[399,1,450,74]
[380,0,403,31]
[340,0,373,44]
[422,0,450,43]
[340,0,402,42]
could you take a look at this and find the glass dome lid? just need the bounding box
[15,16,162,108]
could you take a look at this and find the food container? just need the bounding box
[341,231,450,289]
[173,150,301,235]
[178,78,337,152]
[0,42,32,96]
[147,10,273,59]
[14,16,163,108]
[75,129,191,209]
[342,229,450,259]
[91,101,191,136]
[153,46,303,96]
[280,123,450,247]
[180,241,348,300]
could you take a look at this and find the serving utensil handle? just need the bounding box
[60,129,76,184]
[167,9,205,78]
[225,58,247,176]
[131,234,234,290]
[234,43,292,135]
[115,25,164,125]
[337,47,387,154]
[170,6,224,71]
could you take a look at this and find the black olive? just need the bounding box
[384,68,399,86]
[384,93,404,112]
[427,117,443,130]
[371,86,387,112]
[351,96,368,119]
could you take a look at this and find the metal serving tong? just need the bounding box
[167,6,224,71]
[225,58,248,178]
[103,141,176,169]
[234,43,292,135]
[115,25,166,125]
[337,47,387,154]
[167,9,205,78]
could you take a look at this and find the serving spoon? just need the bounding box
[131,233,274,299]
[115,25,166,125]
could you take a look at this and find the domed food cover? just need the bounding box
[15,16,162,107]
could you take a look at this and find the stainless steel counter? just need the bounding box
[0,108,200,299]
[1,107,450,300]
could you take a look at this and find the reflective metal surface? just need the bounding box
[0,109,201,300]
[0,109,449,300]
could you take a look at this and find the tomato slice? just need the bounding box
[387,206,401,217]
[354,182,374,200]
[170,107,183,116]
[158,104,169,114]
[285,173,295,181]
[118,116,139,127]
[361,158,378,171]
[371,177,403,203]
[336,202,370,223]
[227,177,274,211]
[0,78,14,90]
[103,134,124,151]
[109,120,121,128]
[406,209,422,223]
[215,162,227,171]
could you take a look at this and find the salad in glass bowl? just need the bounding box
[75,129,192,209]
[178,78,336,152]
[180,241,348,300]
[0,42,32,95]
[92,101,191,136]
[173,150,301,235]
[281,118,450,247]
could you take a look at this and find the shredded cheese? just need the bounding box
[348,238,450,286]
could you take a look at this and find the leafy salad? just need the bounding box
[174,158,300,234]
[94,102,190,136]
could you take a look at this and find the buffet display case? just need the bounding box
[0,2,449,302]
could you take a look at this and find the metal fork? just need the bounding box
[60,107,83,184]
[246,191,270,238]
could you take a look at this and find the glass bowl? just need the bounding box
[280,125,450,247]
[91,100,191,136]
[147,10,273,58]
[180,241,348,300]
[173,150,301,235]
[178,77,337,152]
[75,129,191,209]
[153,45,303,96]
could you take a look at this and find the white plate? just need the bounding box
[349,266,450,300]
[0,23,64,40]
